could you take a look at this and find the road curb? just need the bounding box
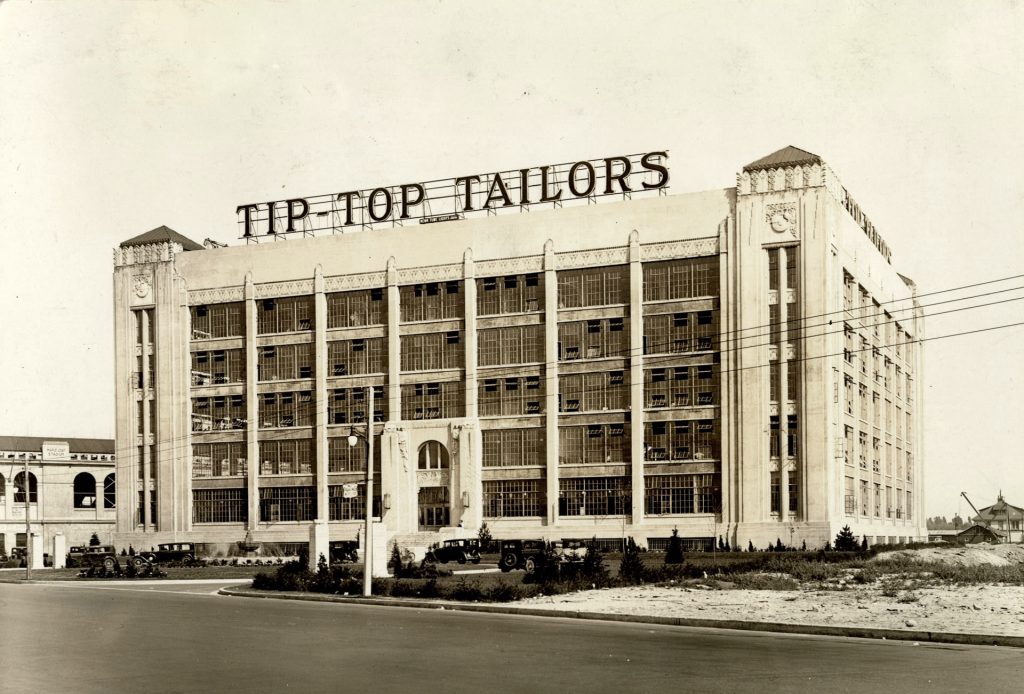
[218,587,1024,648]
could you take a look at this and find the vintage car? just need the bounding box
[499,539,585,574]
[142,542,199,565]
[329,540,359,563]
[427,539,481,565]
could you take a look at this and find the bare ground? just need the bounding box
[517,544,1024,636]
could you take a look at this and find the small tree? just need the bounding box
[389,540,404,576]
[801,540,807,552]
[834,525,857,551]
[723,539,731,552]
[824,540,832,551]
[89,532,101,547]
[477,522,493,553]
[717,536,725,551]
[747,539,755,553]
[618,538,646,584]
[665,528,684,564]
[775,538,785,552]
[861,535,868,551]
[128,544,136,556]
[581,538,610,586]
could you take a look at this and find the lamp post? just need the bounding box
[347,385,374,597]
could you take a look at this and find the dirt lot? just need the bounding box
[517,544,1024,637]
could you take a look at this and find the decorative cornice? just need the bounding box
[254,279,315,299]
[640,237,718,261]
[556,246,629,270]
[113,241,181,267]
[323,271,387,292]
[736,162,829,196]
[187,286,245,305]
[396,263,462,284]
[475,255,544,277]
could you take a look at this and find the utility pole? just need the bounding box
[24,455,31,581]
[364,384,374,597]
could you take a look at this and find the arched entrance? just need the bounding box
[417,441,450,529]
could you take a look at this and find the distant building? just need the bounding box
[0,436,116,557]
[110,146,925,556]
[971,493,1023,543]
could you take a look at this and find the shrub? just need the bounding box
[665,528,684,565]
[834,526,857,552]
[618,538,647,584]
[477,523,494,553]
[89,533,101,547]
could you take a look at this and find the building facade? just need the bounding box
[111,147,925,555]
[0,436,116,558]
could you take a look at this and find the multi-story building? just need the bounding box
[0,436,116,561]
[111,146,925,557]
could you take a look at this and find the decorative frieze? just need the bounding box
[556,246,629,270]
[187,286,245,305]
[324,271,387,292]
[254,279,315,299]
[475,255,544,277]
[113,241,182,267]
[396,263,463,284]
[640,237,718,261]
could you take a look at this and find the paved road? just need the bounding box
[1,582,1020,693]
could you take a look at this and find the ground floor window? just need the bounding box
[193,489,247,523]
[559,477,630,516]
[260,486,315,522]
[483,479,545,518]
[328,482,381,520]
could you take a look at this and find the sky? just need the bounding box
[1,0,1021,518]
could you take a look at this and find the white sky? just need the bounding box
[1,0,1021,518]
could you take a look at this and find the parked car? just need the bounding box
[498,539,548,573]
[329,540,359,563]
[142,542,199,565]
[65,546,87,568]
[427,539,481,565]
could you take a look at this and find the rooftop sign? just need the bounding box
[236,151,669,239]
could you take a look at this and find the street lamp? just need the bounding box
[347,385,375,597]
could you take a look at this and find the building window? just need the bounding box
[483,480,545,518]
[192,348,246,386]
[328,338,386,377]
[478,325,544,366]
[645,474,719,515]
[101,473,115,508]
[787,415,798,457]
[559,477,631,516]
[558,318,628,361]
[400,281,463,322]
[417,441,449,470]
[644,365,717,408]
[329,482,381,520]
[478,273,543,315]
[559,371,628,413]
[328,435,382,473]
[193,489,247,523]
[257,343,313,381]
[481,429,545,467]
[401,331,464,371]
[559,422,629,465]
[259,486,315,522]
[643,420,718,461]
[844,476,855,514]
[192,443,247,478]
[643,257,719,301]
[643,310,716,355]
[190,302,244,340]
[401,382,464,420]
[13,472,37,503]
[258,296,314,334]
[0,473,5,503]
[328,385,386,425]
[327,288,385,328]
[769,416,780,458]
[259,391,313,428]
[192,395,247,431]
[480,375,543,416]
[558,266,627,308]
[72,473,96,509]
[259,439,313,475]
[770,471,780,513]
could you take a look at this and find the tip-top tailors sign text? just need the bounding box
[237,151,669,239]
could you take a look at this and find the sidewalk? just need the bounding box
[218,585,1024,649]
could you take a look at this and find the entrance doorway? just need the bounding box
[418,486,450,529]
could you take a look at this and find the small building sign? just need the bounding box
[342,483,358,499]
[42,442,70,460]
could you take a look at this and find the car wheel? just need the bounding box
[102,557,116,572]
[524,557,537,574]
[182,554,194,566]
[501,552,518,571]
[130,556,145,569]
[471,557,481,565]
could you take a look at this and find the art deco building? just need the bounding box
[111,147,925,555]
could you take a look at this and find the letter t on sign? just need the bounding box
[236,204,261,237]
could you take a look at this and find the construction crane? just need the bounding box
[960,492,987,528]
